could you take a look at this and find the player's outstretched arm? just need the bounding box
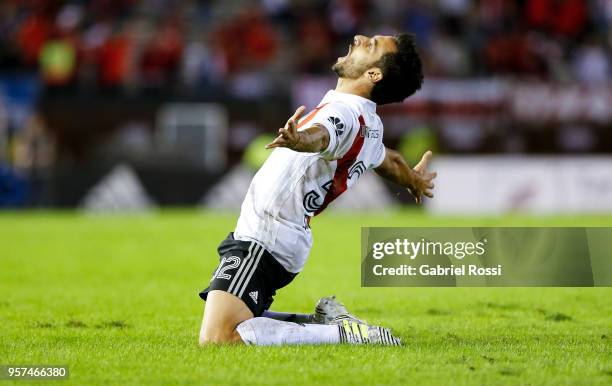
[374,149,437,204]
[265,106,330,153]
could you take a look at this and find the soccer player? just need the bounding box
[199,33,435,346]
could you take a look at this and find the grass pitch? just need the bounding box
[1,210,611,385]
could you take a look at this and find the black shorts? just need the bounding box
[199,232,297,316]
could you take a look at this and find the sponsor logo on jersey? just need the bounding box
[348,161,366,180]
[328,116,345,136]
[360,124,379,138]
[249,291,258,304]
[303,180,333,214]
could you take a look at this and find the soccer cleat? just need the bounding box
[313,295,366,325]
[337,320,402,346]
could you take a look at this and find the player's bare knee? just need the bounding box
[199,326,241,345]
[198,331,237,345]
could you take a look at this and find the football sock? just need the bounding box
[260,310,315,323]
[236,317,342,345]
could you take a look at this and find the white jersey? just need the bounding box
[234,90,386,273]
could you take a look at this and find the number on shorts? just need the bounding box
[213,255,240,280]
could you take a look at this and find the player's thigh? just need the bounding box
[200,290,253,341]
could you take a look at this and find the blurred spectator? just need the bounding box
[438,0,470,17]
[0,95,7,164]
[39,36,76,85]
[401,2,436,47]
[296,12,335,73]
[17,11,52,68]
[140,21,183,89]
[484,26,545,76]
[13,113,55,173]
[0,164,28,207]
[554,0,588,37]
[181,37,214,88]
[572,35,610,85]
[428,22,471,77]
[98,29,132,88]
[525,0,588,36]
[13,113,55,206]
[328,0,369,38]
[214,6,278,74]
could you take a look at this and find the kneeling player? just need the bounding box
[198,33,435,346]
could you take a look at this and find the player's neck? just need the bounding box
[335,78,372,101]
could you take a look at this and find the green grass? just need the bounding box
[0,210,611,385]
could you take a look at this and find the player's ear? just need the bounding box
[365,67,383,84]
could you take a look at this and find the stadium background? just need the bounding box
[1,1,611,385]
[1,0,610,211]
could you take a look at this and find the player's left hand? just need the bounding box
[265,106,306,149]
[408,150,437,204]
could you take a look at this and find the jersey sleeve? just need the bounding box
[370,141,386,169]
[301,102,357,160]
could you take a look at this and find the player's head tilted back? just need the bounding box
[331,33,423,105]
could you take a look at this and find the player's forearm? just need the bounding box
[292,125,330,153]
[375,149,419,188]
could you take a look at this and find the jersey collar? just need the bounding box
[326,90,377,113]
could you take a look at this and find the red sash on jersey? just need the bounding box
[313,115,366,216]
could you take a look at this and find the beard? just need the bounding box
[332,57,369,79]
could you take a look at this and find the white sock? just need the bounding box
[236,317,341,345]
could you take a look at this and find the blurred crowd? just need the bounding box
[0,0,610,94]
[0,0,611,208]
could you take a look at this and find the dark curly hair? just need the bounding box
[370,33,424,105]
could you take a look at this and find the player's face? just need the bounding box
[332,35,398,79]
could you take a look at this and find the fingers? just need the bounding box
[413,190,434,203]
[423,172,437,189]
[265,132,288,149]
[290,105,306,122]
[408,175,436,204]
[285,106,306,134]
[411,190,433,204]
[422,178,435,198]
[269,106,306,149]
[414,150,433,172]
[408,186,422,204]
[265,136,284,149]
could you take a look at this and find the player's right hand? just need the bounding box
[265,106,306,150]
